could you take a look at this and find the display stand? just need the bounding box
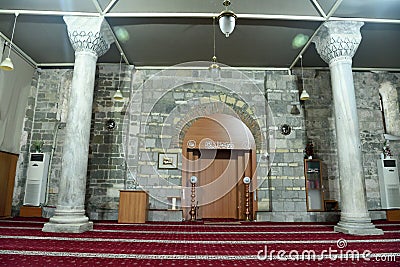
[304,159,324,211]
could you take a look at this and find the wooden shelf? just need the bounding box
[305,159,324,211]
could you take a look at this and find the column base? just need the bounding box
[42,221,93,233]
[334,220,383,236]
[42,209,93,233]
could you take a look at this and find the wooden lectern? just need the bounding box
[118,190,148,223]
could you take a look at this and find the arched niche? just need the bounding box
[181,114,257,221]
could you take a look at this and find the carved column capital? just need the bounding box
[313,21,364,65]
[63,16,114,57]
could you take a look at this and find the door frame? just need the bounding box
[181,114,258,220]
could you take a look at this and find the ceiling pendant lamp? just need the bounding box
[218,0,237,37]
[299,55,310,101]
[113,53,124,101]
[300,88,310,101]
[0,13,19,71]
[209,17,220,78]
[113,89,123,101]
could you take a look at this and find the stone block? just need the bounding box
[294,201,307,212]
[268,92,282,100]
[293,179,305,187]
[282,190,297,199]
[145,138,156,148]
[256,212,271,221]
[272,201,284,211]
[283,201,295,211]
[148,210,183,222]
[266,80,277,89]
[282,179,293,187]
[257,201,270,211]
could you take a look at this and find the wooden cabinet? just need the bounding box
[118,190,148,223]
[20,206,42,217]
[304,159,324,211]
[0,152,18,217]
[386,209,400,221]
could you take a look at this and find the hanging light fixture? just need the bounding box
[290,104,300,115]
[299,55,310,101]
[218,0,237,37]
[113,53,124,101]
[0,13,19,71]
[209,17,220,78]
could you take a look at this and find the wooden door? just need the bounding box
[198,149,238,219]
[183,149,253,220]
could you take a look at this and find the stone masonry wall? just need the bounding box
[87,67,311,221]
[12,66,400,221]
[12,69,72,215]
[86,65,132,220]
[301,70,340,206]
[123,67,271,220]
[12,70,39,212]
[302,70,400,212]
[259,71,309,222]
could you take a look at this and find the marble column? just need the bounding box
[313,21,383,235]
[43,16,114,233]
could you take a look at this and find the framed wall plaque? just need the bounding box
[158,153,178,169]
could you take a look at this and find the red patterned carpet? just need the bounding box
[0,218,399,266]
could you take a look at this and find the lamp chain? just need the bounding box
[300,54,305,92]
[7,13,19,58]
[213,17,216,62]
[118,53,123,89]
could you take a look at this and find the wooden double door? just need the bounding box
[183,148,254,220]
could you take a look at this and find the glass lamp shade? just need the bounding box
[113,89,124,100]
[0,57,14,71]
[243,176,251,184]
[208,62,221,79]
[218,11,237,37]
[300,89,310,101]
[290,104,300,115]
[190,176,198,184]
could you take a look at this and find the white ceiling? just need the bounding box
[0,0,399,70]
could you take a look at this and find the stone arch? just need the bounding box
[149,81,267,157]
[173,97,263,150]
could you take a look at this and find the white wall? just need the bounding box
[0,44,35,154]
